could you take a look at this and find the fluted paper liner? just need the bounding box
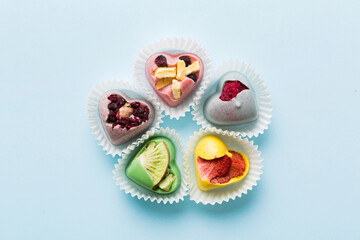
[113,128,188,204]
[184,128,263,205]
[87,80,164,157]
[134,37,212,119]
[192,60,273,138]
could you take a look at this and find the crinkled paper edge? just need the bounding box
[134,37,212,119]
[192,60,273,138]
[113,127,189,204]
[184,127,263,205]
[86,80,164,157]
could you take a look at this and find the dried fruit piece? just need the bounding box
[185,61,200,75]
[119,103,133,118]
[172,79,181,99]
[107,115,117,123]
[210,151,247,184]
[187,73,197,82]
[179,56,191,66]
[154,67,176,79]
[197,155,232,181]
[176,60,186,81]
[137,141,170,186]
[158,174,176,192]
[219,81,249,101]
[155,55,168,67]
[156,78,173,89]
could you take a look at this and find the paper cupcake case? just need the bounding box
[184,127,263,205]
[87,80,164,157]
[113,127,189,204]
[134,37,212,119]
[192,59,273,138]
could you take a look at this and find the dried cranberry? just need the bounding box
[108,110,116,116]
[117,97,126,107]
[107,115,117,123]
[179,56,191,66]
[108,94,118,103]
[118,117,130,125]
[133,106,149,120]
[130,102,140,108]
[108,103,117,111]
[187,73,197,82]
[155,55,168,67]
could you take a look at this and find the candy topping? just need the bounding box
[106,94,149,130]
[179,56,191,66]
[155,55,168,67]
[219,81,249,101]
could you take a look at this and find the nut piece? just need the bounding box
[119,103,133,118]
[156,78,173,89]
[172,79,181,99]
[185,61,200,76]
[154,67,176,79]
[176,60,186,80]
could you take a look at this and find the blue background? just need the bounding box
[1,0,359,239]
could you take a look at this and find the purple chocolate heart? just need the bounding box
[99,90,155,145]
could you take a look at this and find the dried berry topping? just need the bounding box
[117,97,126,107]
[179,56,191,66]
[107,115,117,123]
[130,102,140,108]
[108,94,119,102]
[219,81,249,101]
[187,73,198,82]
[107,99,150,130]
[133,105,149,120]
[155,55,168,67]
[108,103,118,111]
[108,110,116,116]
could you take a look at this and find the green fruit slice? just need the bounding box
[158,174,176,192]
[136,141,169,186]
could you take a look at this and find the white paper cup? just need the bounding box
[184,127,263,205]
[192,60,273,138]
[134,37,212,119]
[113,127,188,204]
[87,80,164,157]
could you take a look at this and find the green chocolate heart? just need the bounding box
[125,136,181,194]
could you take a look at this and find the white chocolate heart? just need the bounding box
[204,71,258,125]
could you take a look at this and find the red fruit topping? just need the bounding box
[108,103,118,111]
[107,115,117,123]
[179,56,191,66]
[187,73,198,82]
[197,155,232,181]
[118,97,126,107]
[133,105,149,120]
[197,151,247,184]
[108,94,119,102]
[219,81,249,101]
[228,151,246,178]
[106,94,150,130]
[130,102,140,108]
[155,55,168,67]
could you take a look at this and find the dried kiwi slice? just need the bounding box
[158,174,176,192]
[137,141,170,186]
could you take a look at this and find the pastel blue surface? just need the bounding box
[1,0,360,239]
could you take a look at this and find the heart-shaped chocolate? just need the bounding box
[204,71,258,125]
[125,137,181,194]
[99,90,155,145]
[194,135,250,191]
[146,52,204,107]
